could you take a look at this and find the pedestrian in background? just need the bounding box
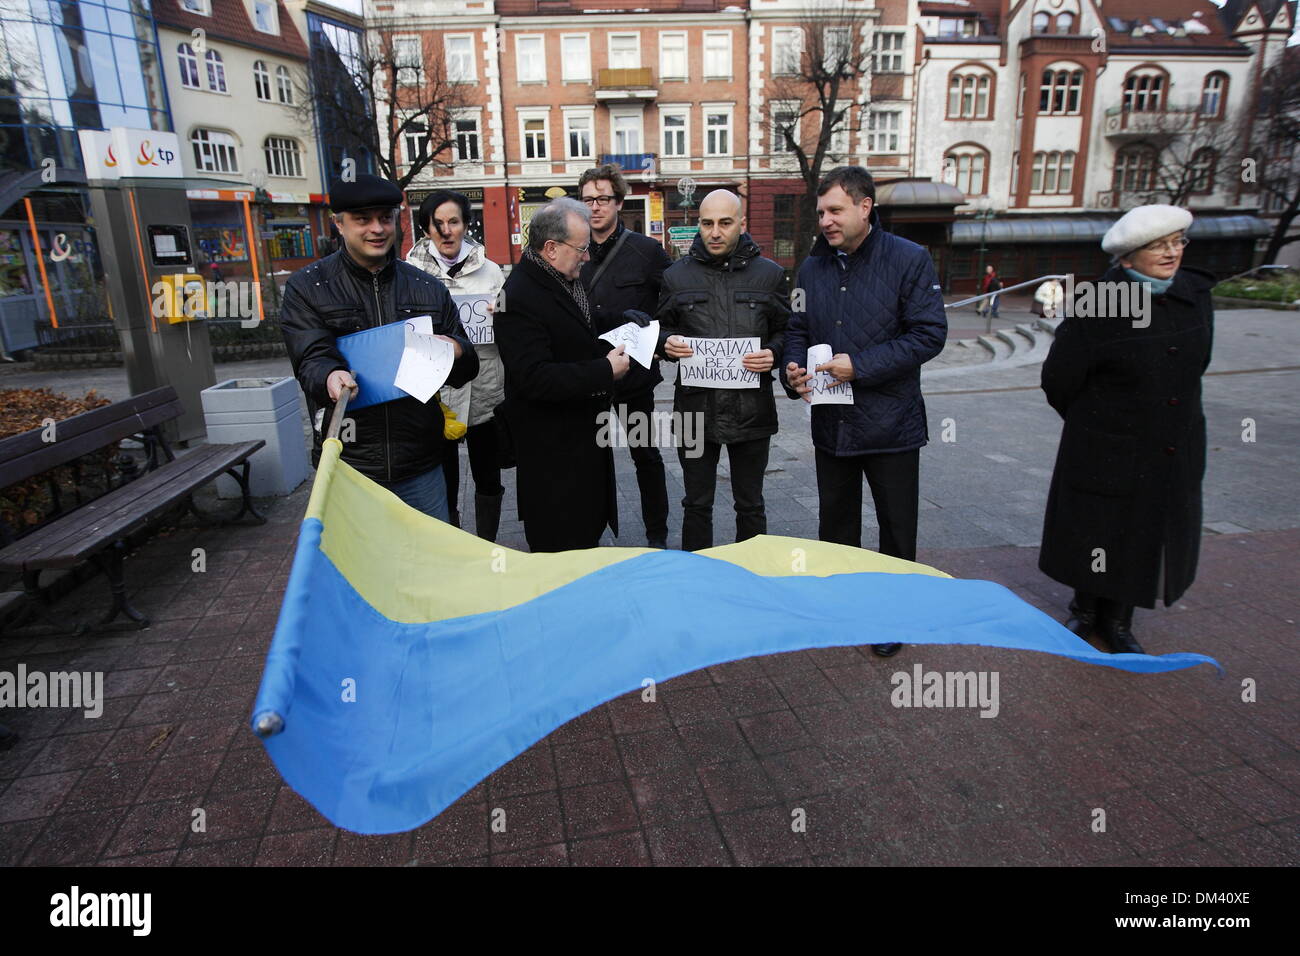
[408,189,506,540]
[976,264,1001,318]
[1039,204,1213,654]
[1035,277,1064,318]
[579,164,673,549]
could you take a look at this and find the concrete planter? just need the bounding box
[200,377,308,499]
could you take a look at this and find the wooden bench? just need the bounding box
[0,386,265,633]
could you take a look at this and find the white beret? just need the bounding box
[1102,204,1193,256]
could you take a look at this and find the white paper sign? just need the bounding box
[679,336,760,389]
[807,343,853,405]
[394,314,455,404]
[599,319,659,369]
[452,293,494,345]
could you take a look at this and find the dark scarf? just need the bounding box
[525,246,592,327]
[588,221,625,266]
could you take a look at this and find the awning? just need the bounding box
[952,214,1273,245]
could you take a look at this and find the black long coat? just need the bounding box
[494,254,619,551]
[1039,265,1215,608]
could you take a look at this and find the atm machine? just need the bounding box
[79,128,216,442]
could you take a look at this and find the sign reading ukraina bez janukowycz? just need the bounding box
[679,336,760,389]
[453,293,494,345]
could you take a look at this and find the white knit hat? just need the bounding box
[1101,204,1193,256]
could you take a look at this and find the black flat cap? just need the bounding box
[329,174,404,213]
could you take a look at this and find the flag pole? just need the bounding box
[326,378,354,441]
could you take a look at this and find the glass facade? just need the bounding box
[0,0,169,173]
[306,13,373,184]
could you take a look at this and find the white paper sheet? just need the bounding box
[807,343,853,405]
[599,319,659,369]
[393,314,455,404]
[453,293,495,345]
[678,336,760,389]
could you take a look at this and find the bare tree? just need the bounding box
[297,23,470,192]
[1236,53,1300,264]
[766,1,872,263]
[1109,109,1238,209]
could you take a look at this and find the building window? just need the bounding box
[948,69,992,119]
[660,32,687,80]
[1190,148,1216,193]
[522,116,548,160]
[703,31,731,79]
[866,108,900,152]
[1010,151,1020,197]
[612,112,642,154]
[945,145,988,196]
[562,35,591,82]
[403,120,429,166]
[1017,73,1026,116]
[661,111,688,157]
[253,0,278,35]
[1113,145,1157,192]
[705,110,731,156]
[1055,12,1074,34]
[1031,150,1075,193]
[455,115,480,162]
[264,137,302,178]
[822,26,851,74]
[191,128,239,173]
[1201,73,1227,118]
[394,37,421,87]
[178,44,200,89]
[275,66,293,104]
[771,102,799,154]
[1032,11,1050,33]
[773,27,802,76]
[205,50,226,93]
[872,31,904,72]
[445,35,474,83]
[937,17,978,37]
[1039,68,1083,115]
[252,61,270,100]
[565,112,593,159]
[517,36,545,83]
[772,194,796,259]
[609,34,640,70]
[1123,71,1165,112]
[180,0,211,15]
[828,113,849,161]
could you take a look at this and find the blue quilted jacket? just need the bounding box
[784,211,947,456]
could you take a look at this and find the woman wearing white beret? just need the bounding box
[1038,204,1214,654]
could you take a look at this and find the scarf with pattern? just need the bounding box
[525,246,592,328]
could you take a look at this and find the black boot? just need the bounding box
[1065,590,1100,639]
[871,643,903,658]
[1098,600,1143,654]
[474,490,503,543]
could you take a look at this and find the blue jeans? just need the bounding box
[378,465,450,521]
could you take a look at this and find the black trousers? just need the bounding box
[441,420,504,514]
[614,389,669,542]
[814,447,920,561]
[679,437,770,552]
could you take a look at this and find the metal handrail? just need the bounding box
[947,274,1070,332]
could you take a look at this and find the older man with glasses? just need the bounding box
[494,197,631,552]
[1039,204,1214,657]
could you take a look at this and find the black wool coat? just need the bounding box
[581,224,673,401]
[1038,265,1215,608]
[494,253,619,551]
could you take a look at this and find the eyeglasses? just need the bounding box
[1141,236,1189,254]
[556,240,590,254]
[581,196,617,207]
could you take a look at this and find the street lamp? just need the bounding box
[973,197,996,332]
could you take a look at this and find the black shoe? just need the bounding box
[1065,591,1100,639]
[474,490,503,543]
[871,643,903,658]
[1098,601,1144,654]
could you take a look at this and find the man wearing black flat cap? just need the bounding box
[281,174,479,519]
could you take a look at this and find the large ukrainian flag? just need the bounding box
[252,438,1220,835]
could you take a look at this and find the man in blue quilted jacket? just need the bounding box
[783,166,947,657]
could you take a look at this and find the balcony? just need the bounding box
[1018,34,1101,57]
[596,68,657,103]
[600,152,656,174]
[1103,104,1201,140]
